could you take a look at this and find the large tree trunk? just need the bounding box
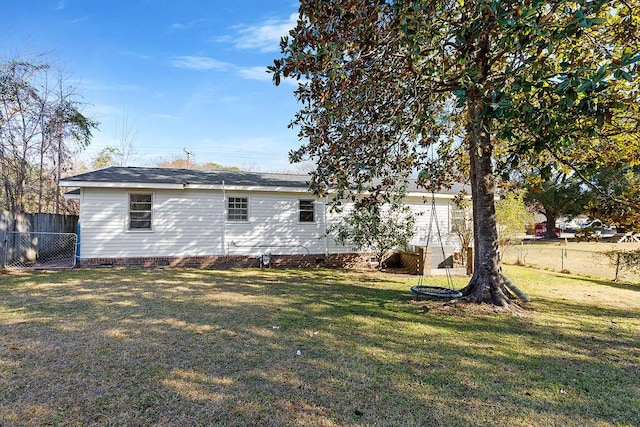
[544,212,558,239]
[454,25,515,307]
[458,89,513,307]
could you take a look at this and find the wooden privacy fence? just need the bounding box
[0,211,78,268]
[0,211,78,234]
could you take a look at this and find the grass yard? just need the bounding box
[1,266,639,426]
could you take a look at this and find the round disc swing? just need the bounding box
[410,179,463,300]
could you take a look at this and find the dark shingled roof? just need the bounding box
[62,166,468,194]
[62,166,311,188]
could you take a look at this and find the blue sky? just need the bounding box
[1,1,305,172]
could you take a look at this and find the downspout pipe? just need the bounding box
[222,180,227,255]
[323,196,329,256]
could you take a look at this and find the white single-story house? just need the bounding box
[60,166,465,268]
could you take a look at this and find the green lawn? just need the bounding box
[1,266,638,426]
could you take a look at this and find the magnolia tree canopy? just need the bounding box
[271,0,640,307]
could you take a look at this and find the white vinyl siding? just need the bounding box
[79,188,224,258]
[77,188,461,260]
[79,189,329,258]
[224,193,324,255]
[324,196,459,253]
[407,197,459,248]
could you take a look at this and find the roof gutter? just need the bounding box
[58,180,462,198]
[58,180,185,190]
[59,180,312,193]
[184,183,310,193]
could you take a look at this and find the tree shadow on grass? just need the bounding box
[1,268,638,426]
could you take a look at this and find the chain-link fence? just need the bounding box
[2,232,77,269]
[502,243,640,283]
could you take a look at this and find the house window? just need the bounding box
[451,206,466,233]
[299,200,315,223]
[129,193,152,230]
[228,197,248,221]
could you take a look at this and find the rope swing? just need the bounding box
[410,193,463,299]
[410,163,463,300]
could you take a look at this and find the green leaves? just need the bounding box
[328,188,418,269]
[271,0,640,266]
[453,89,467,108]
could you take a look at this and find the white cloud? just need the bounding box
[220,95,242,103]
[171,56,230,70]
[238,66,300,87]
[230,13,298,53]
[86,103,121,120]
[78,80,143,93]
[151,113,178,120]
[170,23,188,31]
[119,50,152,60]
[68,16,89,24]
[238,66,271,82]
[170,19,207,31]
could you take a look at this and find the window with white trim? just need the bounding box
[228,197,248,221]
[129,193,152,230]
[450,205,466,233]
[299,200,315,223]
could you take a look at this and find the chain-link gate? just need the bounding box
[2,232,77,269]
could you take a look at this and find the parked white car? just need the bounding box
[579,220,616,236]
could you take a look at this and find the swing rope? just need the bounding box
[429,186,455,291]
[411,151,461,299]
